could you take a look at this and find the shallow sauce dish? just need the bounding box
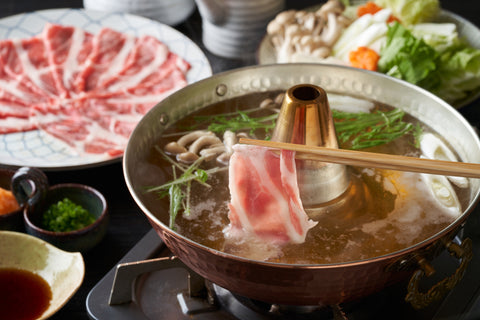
[0,230,84,319]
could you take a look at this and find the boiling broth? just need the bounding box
[144,91,471,264]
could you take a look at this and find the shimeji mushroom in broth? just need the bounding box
[143,90,471,264]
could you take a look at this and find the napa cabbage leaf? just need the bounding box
[374,0,440,25]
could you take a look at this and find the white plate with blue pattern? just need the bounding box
[0,8,212,170]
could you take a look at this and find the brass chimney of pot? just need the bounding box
[271,84,350,207]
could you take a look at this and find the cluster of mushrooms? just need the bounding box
[164,130,237,165]
[266,0,352,62]
[164,93,284,166]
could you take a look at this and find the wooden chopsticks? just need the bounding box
[238,138,480,178]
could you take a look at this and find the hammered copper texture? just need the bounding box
[152,216,461,305]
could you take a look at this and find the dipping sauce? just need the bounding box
[0,268,52,320]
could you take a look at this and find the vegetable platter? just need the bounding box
[258,0,480,108]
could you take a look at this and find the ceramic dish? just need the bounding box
[257,8,480,108]
[11,166,109,252]
[83,0,196,26]
[0,8,212,171]
[199,0,284,58]
[0,230,84,319]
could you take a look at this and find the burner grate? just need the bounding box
[86,227,480,320]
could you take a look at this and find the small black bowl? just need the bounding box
[11,167,109,252]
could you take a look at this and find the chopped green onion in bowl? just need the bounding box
[42,198,96,233]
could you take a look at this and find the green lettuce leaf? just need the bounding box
[432,45,480,103]
[378,22,440,90]
[378,22,480,105]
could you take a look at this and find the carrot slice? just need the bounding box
[357,1,383,16]
[349,46,380,71]
[357,1,400,23]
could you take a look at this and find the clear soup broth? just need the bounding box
[142,90,471,264]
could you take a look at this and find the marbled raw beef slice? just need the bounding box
[75,27,137,92]
[0,39,56,101]
[226,144,317,244]
[42,23,94,96]
[9,37,67,98]
[101,35,190,93]
[102,66,189,115]
[29,99,128,157]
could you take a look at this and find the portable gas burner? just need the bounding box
[87,212,480,320]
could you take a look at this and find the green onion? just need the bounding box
[42,198,95,232]
[206,111,277,136]
[187,107,417,150]
[150,105,421,229]
[145,147,227,229]
[333,108,419,149]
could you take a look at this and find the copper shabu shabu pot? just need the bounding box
[123,64,480,307]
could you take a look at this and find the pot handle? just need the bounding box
[405,238,473,309]
[11,166,49,208]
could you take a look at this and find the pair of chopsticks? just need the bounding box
[239,138,480,178]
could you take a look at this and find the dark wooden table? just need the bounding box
[0,1,479,319]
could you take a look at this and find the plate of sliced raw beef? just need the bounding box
[0,8,212,170]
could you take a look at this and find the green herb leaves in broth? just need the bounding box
[168,180,183,229]
[333,108,419,149]
[152,98,422,228]
[195,110,277,137]
[146,146,227,229]
[189,105,417,150]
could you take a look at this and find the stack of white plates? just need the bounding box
[199,0,285,59]
[83,0,196,26]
